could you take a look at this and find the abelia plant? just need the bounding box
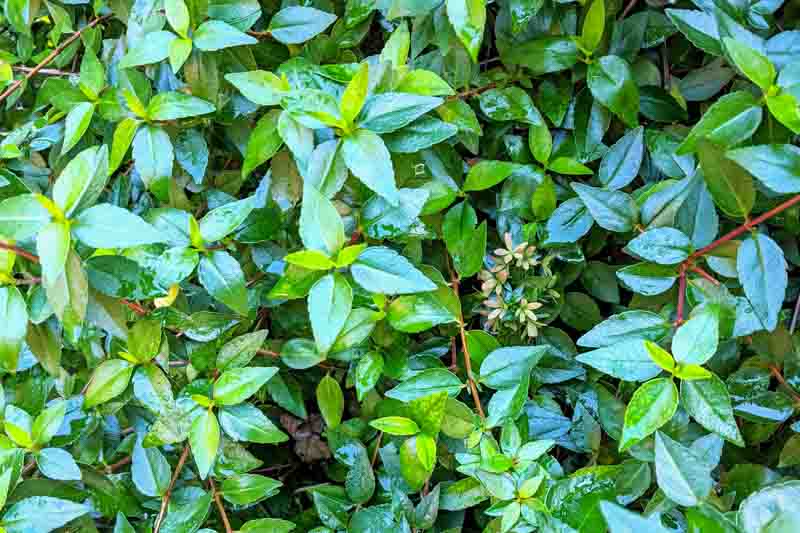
[0,0,799,531]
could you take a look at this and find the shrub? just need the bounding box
[0,0,799,531]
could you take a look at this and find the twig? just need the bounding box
[620,0,638,18]
[246,30,272,38]
[371,432,383,467]
[0,242,40,263]
[449,82,498,101]
[256,348,279,358]
[105,455,132,473]
[450,272,486,420]
[769,365,800,405]
[675,265,687,326]
[687,194,800,261]
[0,15,111,104]
[153,446,191,533]
[15,276,41,285]
[121,299,148,315]
[688,265,719,286]
[790,292,800,334]
[12,66,74,76]
[209,477,233,533]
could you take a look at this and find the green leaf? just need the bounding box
[672,311,719,364]
[355,351,383,401]
[446,0,486,62]
[545,197,594,244]
[241,518,296,532]
[697,139,755,218]
[598,126,644,189]
[132,125,174,196]
[620,377,678,450]
[61,102,95,154]
[572,183,638,232]
[193,20,257,51]
[280,339,325,369]
[379,22,410,66]
[199,197,255,243]
[616,262,678,296]
[625,227,692,265]
[681,373,744,446]
[0,194,51,240]
[147,92,215,121]
[677,91,763,154]
[479,87,544,125]
[342,129,399,204]
[189,409,220,479]
[219,403,289,444]
[2,497,90,533]
[109,118,139,173]
[479,346,547,389]
[385,369,463,402]
[36,447,80,481]
[73,204,165,248]
[309,273,353,354]
[396,70,455,96]
[503,37,579,75]
[268,6,337,44]
[299,185,345,257]
[442,201,487,277]
[600,501,669,533]
[52,144,109,217]
[221,474,282,505]
[165,0,190,37]
[726,144,800,193]
[587,55,639,127]
[214,367,278,405]
[654,431,714,506]
[463,160,519,191]
[316,375,344,429]
[548,157,593,175]
[84,359,135,409]
[529,123,552,165]
[581,0,605,53]
[723,37,776,91]
[341,62,369,126]
[665,9,723,56]
[118,31,177,68]
[358,93,443,134]
[131,439,170,496]
[576,339,662,381]
[351,247,436,295]
[739,482,800,533]
[198,251,249,316]
[578,311,671,348]
[243,110,283,178]
[37,221,70,286]
[766,91,800,133]
[736,233,787,331]
[225,71,288,107]
[387,287,459,333]
[0,286,27,373]
[370,416,420,435]
[31,400,66,445]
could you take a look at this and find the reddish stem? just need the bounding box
[121,299,148,315]
[688,265,719,286]
[675,266,687,326]
[0,242,40,263]
[688,194,800,261]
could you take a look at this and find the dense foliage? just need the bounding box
[2,0,800,531]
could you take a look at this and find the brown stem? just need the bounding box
[450,273,486,420]
[769,365,800,405]
[790,292,800,334]
[121,299,148,316]
[246,30,272,38]
[15,276,41,285]
[0,15,112,104]
[256,348,279,358]
[153,446,191,533]
[675,265,687,326]
[209,477,233,533]
[688,265,719,286]
[12,66,74,76]
[449,82,498,101]
[688,194,800,261]
[371,432,383,467]
[0,242,40,263]
[106,455,132,473]
[620,0,638,18]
